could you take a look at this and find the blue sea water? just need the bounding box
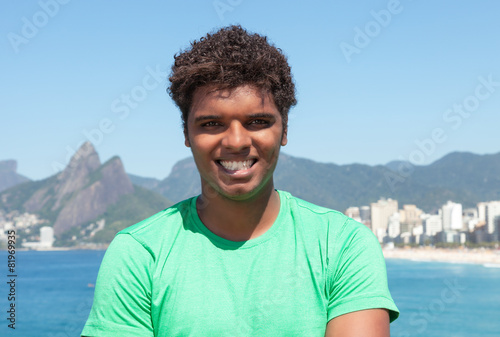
[0,250,105,337]
[0,250,499,336]
[388,258,500,337]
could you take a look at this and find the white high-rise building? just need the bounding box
[422,214,443,236]
[412,225,424,244]
[463,208,479,232]
[477,202,487,222]
[388,213,401,238]
[371,198,398,242]
[442,201,463,231]
[40,226,54,248]
[484,201,500,240]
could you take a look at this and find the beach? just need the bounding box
[383,247,500,266]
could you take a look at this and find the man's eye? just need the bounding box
[202,121,220,127]
[250,119,268,125]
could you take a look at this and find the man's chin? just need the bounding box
[200,174,275,202]
[206,183,263,202]
[220,187,259,202]
[222,180,277,202]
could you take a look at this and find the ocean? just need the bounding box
[387,258,500,337]
[0,250,499,337]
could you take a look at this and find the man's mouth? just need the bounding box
[217,159,256,171]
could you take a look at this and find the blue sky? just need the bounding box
[1,0,499,181]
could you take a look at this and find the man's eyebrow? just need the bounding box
[194,113,276,122]
[248,112,276,119]
[193,115,222,123]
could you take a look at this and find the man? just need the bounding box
[82,25,399,336]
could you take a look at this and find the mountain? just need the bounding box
[0,142,171,242]
[391,152,500,211]
[385,160,413,173]
[0,160,30,193]
[154,157,201,202]
[128,174,161,190]
[273,154,393,211]
[149,151,500,212]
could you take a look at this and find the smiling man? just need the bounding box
[81,25,399,337]
[185,84,286,242]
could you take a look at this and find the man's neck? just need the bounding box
[196,183,281,242]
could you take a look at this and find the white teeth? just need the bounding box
[220,160,254,171]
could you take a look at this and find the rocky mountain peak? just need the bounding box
[59,142,100,180]
[53,154,134,235]
[50,142,101,211]
[0,160,30,193]
[11,142,135,236]
[0,160,17,173]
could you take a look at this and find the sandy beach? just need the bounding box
[383,247,500,266]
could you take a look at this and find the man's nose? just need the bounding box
[221,122,251,151]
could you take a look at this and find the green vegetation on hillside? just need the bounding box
[89,185,171,243]
[0,176,57,216]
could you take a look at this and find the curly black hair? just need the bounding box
[168,25,297,131]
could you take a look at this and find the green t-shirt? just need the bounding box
[81,190,399,336]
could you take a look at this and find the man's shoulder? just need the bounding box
[280,190,346,220]
[116,196,196,244]
[279,190,372,236]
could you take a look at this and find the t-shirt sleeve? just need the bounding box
[326,217,399,323]
[81,233,154,337]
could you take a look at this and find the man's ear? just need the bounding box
[184,129,190,147]
[281,127,288,146]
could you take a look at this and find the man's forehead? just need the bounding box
[190,84,274,111]
[196,84,270,98]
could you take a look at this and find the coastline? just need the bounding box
[2,246,500,267]
[0,244,109,252]
[383,247,500,266]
